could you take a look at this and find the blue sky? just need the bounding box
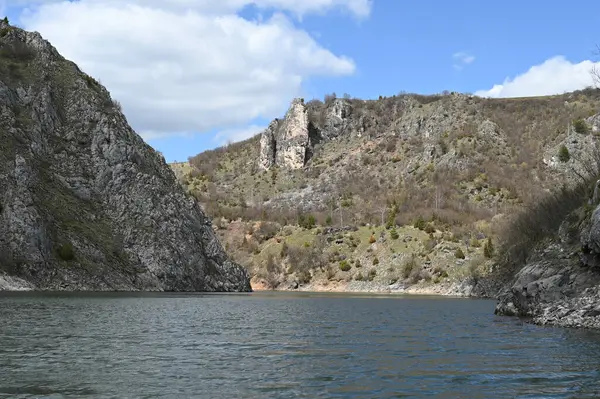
[5,0,600,162]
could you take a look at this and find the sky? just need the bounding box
[2,0,600,162]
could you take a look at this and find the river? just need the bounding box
[1,291,599,398]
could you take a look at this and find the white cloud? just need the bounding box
[475,56,600,98]
[452,51,475,71]
[15,0,373,18]
[15,0,369,140]
[213,124,266,145]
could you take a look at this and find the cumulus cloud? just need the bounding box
[475,56,600,98]
[14,0,369,140]
[452,51,475,71]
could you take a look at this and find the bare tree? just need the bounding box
[376,206,387,226]
[593,45,600,87]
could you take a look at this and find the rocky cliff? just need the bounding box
[0,20,251,291]
[259,98,320,170]
[493,172,600,328]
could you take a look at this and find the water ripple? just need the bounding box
[1,292,600,398]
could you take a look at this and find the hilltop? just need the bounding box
[0,19,250,291]
[174,88,600,298]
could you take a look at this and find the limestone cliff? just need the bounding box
[259,98,312,170]
[0,20,251,291]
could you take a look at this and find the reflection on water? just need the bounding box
[1,291,600,398]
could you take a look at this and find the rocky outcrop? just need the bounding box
[0,21,251,291]
[259,98,311,170]
[258,98,356,170]
[495,199,600,328]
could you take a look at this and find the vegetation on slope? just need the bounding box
[173,88,600,289]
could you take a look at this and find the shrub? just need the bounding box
[297,270,312,284]
[573,119,589,134]
[339,260,351,271]
[325,215,333,225]
[280,242,289,258]
[0,27,11,38]
[355,259,362,268]
[355,272,364,281]
[401,255,418,279]
[558,145,570,163]
[470,238,481,248]
[58,243,75,261]
[483,237,494,259]
[372,257,379,265]
[265,254,279,275]
[413,215,426,230]
[390,228,399,240]
[255,222,280,243]
[298,214,316,229]
[0,41,36,62]
[368,269,377,281]
[454,248,465,259]
[424,224,435,234]
[287,238,327,273]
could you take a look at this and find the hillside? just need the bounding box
[174,88,600,295]
[0,19,251,291]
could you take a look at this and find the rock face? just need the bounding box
[0,21,251,291]
[495,198,600,328]
[259,98,313,170]
[258,97,359,170]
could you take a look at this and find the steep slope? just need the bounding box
[179,89,600,293]
[0,20,251,291]
[493,177,600,329]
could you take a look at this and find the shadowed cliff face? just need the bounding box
[0,20,251,291]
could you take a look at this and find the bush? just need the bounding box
[372,257,379,265]
[339,260,351,271]
[454,248,465,259]
[368,269,377,281]
[297,270,312,284]
[0,41,36,62]
[390,228,399,240]
[280,242,289,258]
[355,272,364,281]
[573,119,589,134]
[413,215,426,230]
[298,214,316,229]
[287,238,326,273]
[558,145,570,163]
[424,224,435,234]
[255,221,280,243]
[402,255,418,279]
[325,215,332,225]
[58,243,75,261]
[483,237,494,258]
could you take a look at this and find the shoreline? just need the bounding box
[250,277,480,298]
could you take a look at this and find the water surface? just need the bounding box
[1,291,600,398]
